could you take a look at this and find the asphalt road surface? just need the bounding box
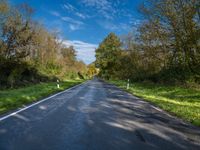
[0,79,200,150]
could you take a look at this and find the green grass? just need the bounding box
[110,80,200,126]
[0,80,84,114]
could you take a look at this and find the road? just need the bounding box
[0,79,200,150]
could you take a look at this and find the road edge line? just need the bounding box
[0,81,88,122]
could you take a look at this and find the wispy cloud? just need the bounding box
[81,0,115,19]
[97,20,130,31]
[75,12,87,19]
[63,3,89,19]
[61,16,84,25]
[50,11,84,31]
[50,11,60,17]
[68,24,78,31]
[63,3,75,12]
[81,0,134,20]
[51,1,135,32]
[62,40,98,64]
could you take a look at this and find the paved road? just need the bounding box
[0,79,200,150]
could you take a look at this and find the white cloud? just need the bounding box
[62,40,98,64]
[61,16,84,25]
[50,11,84,31]
[129,19,142,26]
[81,0,116,19]
[81,0,133,20]
[63,3,76,12]
[50,11,60,17]
[61,16,84,31]
[75,12,87,19]
[63,3,88,19]
[97,20,130,31]
[69,24,79,31]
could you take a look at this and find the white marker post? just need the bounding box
[57,79,60,89]
[127,79,130,90]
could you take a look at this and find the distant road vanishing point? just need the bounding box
[0,79,200,150]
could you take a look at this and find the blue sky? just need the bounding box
[10,0,143,64]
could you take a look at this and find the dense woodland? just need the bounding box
[96,0,200,84]
[0,1,87,88]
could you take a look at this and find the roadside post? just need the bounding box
[57,79,60,88]
[127,79,130,90]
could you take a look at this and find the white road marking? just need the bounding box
[151,105,163,112]
[0,81,87,122]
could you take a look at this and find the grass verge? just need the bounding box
[0,80,84,115]
[110,80,200,126]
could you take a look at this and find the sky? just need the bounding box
[10,0,143,64]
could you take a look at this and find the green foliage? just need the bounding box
[0,1,87,89]
[95,32,122,79]
[44,61,63,76]
[0,58,50,88]
[111,80,200,126]
[134,0,200,83]
[0,3,35,60]
[96,0,200,84]
[0,80,83,114]
[78,72,84,79]
[87,63,97,78]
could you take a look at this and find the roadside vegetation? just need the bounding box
[0,80,83,114]
[0,1,87,89]
[95,0,200,126]
[110,80,200,126]
[0,1,93,114]
[96,0,200,83]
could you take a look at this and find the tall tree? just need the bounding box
[95,33,122,79]
[137,0,200,81]
[0,2,35,60]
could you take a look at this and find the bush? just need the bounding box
[0,58,52,88]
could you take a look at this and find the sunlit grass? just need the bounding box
[110,80,200,126]
[0,80,83,114]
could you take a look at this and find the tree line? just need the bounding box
[96,0,200,84]
[0,1,87,88]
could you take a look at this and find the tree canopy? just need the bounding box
[0,1,87,88]
[95,32,122,79]
[95,0,200,83]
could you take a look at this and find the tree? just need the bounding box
[0,1,88,88]
[117,34,143,80]
[95,33,122,79]
[0,2,36,60]
[87,63,97,78]
[135,0,200,82]
[61,46,76,67]
[95,0,200,83]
